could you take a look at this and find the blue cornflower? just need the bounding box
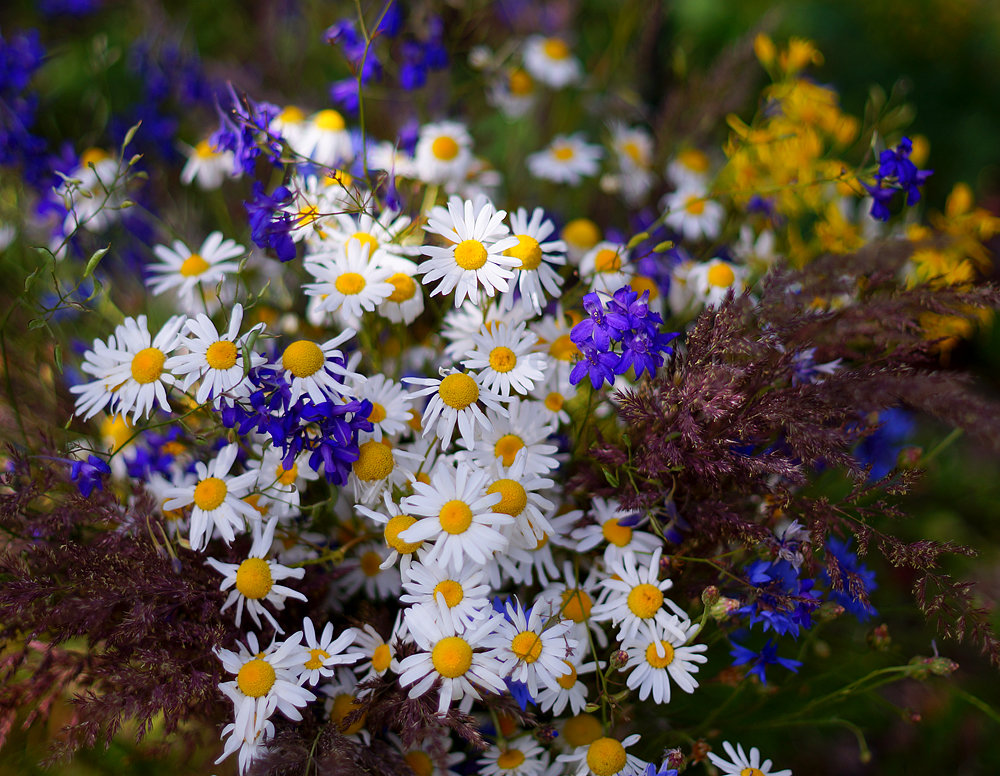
[730,639,802,684]
[642,764,679,776]
[738,559,821,638]
[823,537,878,621]
[570,342,619,389]
[244,182,296,262]
[70,455,111,498]
[854,407,914,480]
[864,137,932,222]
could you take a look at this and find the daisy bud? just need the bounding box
[701,585,720,607]
[868,623,891,651]
[665,748,685,769]
[610,649,629,670]
[708,597,740,620]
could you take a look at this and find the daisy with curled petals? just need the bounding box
[527,134,602,185]
[483,598,576,698]
[707,742,792,776]
[217,714,273,775]
[269,330,360,405]
[181,138,237,190]
[328,209,421,263]
[522,36,582,88]
[621,619,708,704]
[404,369,506,450]
[349,438,421,506]
[399,461,513,572]
[557,734,646,776]
[685,257,748,309]
[414,121,474,186]
[162,443,260,551]
[147,232,245,312]
[397,607,507,715]
[501,206,567,316]
[206,517,307,632]
[401,558,492,633]
[662,183,725,243]
[297,616,358,687]
[478,734,549,776]
[535,650,599,716]
[418,196,520,307]
[462,321,547,398]
[377,260,425,324]
[217,631,315,742]
[302,109,353,167]
[71,314,185,422]
[571,496,661,566]
[166,303,265,405]
[303,240,395,320]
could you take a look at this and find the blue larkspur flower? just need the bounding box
[863,137,932,222]
[245,182,296,262]
[70,455,111,498]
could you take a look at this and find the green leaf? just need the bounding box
[83,245,111,278]
[53,344,63,373]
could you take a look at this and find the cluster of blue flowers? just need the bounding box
[0,29,49,186]
[864,137,933,221]
[569,287,678,388]
[211,85,283,177]
[244,182,297,262]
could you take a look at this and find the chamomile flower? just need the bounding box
[663,184,725,242]
[485,450,555,549]
[397,608,506,715]
[489,67,538,118]
[401,558,492,632]
[530,309,582,382]
[346,373,414,442]
[297,616,359,686]
[399,461,513,572]
[162,443,260,551]
[206,517,307,632]
[355,492,425,571]
[527,134,602,185]
[418,196,520,307]
[404,370,506,451]
[540,561,607,648]
[535,651,599,716]
[303,240,395,320]
[558,735,646,776]
[166,304,265,404]
[270,330,360,405]
[58,148,123,233]
[302,109,353,167]
[579,242,629,293]
[397,735,466,776]
[147,232,246,312]
[621,620,708,704]
[269,106,311,155]
[610,124,655,205]
[462,321,547,397]
[707,742,792,776]
[322,672,370,737]
[249,446,320,518]
[465,398,560,476]
[415,121,474,186]
[327,209,421,261]
[666,148,713,188]
[71,314,186,422]
[530,369,576,427]
[501,206,567,315]
[483,599,576,697]
[348,622,398,681]
[685,258,748,308]
[282,173,343,246]
[377,258,425,324]
[181,138,237,189]
[478,735,549,776]
[523,36,582,88]
[441,300,527,362]
[336,540,402,599]
[571,497,661,566]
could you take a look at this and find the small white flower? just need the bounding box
[483,599,576,698]
[303,239,395,321]
[557,734,646,776]
[571,496,661,566]
[465,398,560,476]
[147,232,246,312]
[663,184,725,242]
[527,134,602,185]
[522,36,582,88]
[462,321,548,398]
[478,734,550,776]
[578,242,629,293]
[302,109,353,167]
[707,742,792,776]
[684,257,748,308]
[297,616,359,686]
[621,619,708,704]
[405,370,507,451]
[401,559,492,633]
[268,330,361,406]
[415,121,474,186]
[181,138,238,189]
[500,207,567,316]
[348,622,398,681]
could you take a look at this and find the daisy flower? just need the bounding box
[465,398,560,476]
[489,67,538,118]
[415,121,474,186]
[302,109,353,167]
[377,259,425,324]
[269,105,311,155]
[147,232,246,312]
[539,561,607,648]
[535,651,599,716]
[348,373,414,442]
[216,631,314,742]
[441,299,528,362]
[181,138,237,189]
[478,734,550,776]
[530,369,576,427]
[216,713,274,775]
[270,330,360,405]
[397,608,507,715]
[571,496,661,566]
[662,184,725,242]
[397,734,466,776]
[248,446,320,518]
[559,714,606,752]
[610,124,655,205]
[355,492,425,571]
[501,206,567,316]
[579,242,629,293]
[303,240,395,320]
[685,257,748,308]
[401,558,492,633]
[485,450,555,549]
[206,517,307,632]
[462,321,548,397]
[281,173,345,247]
[621,619,708,704]
[335,540,402,599]
[58,148,123,233]
[557,734,646,776]
[166,304,265,404]
[296,616,358,686]
[483,598,576,698]
[321,672,370,737]
[404,370,506,451]
[162,443,260,551]
[665,148,712,188]
[527,134,602,185]
[523,36,582,88]
[530,309,582,382]
[707,742,792,776]
[71,314,185,422]
[327,209,422,263]
[348,622,398,681]
[418,196,520,307]
[399,461,513,572]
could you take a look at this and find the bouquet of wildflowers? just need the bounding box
[2,3,1000,774]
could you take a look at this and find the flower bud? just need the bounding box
[701,586,720,607]
[708,597,740,620]
[610,650,629,670]
[867,623,891,651]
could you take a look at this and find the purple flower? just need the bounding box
[210,84,282,176]
[70,455,112,498]
[572,292,628,350]
[730,639,802,684]
[570,343,619,389]
[244,182,296,262]
[864,137,932,222]
[824,537,878,621]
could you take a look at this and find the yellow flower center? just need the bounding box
[330,693,366,734]
[707,262,736,288]
[314,109,346,131]
[645,641,676,668]
[684,195,706,216]
[593,248,622,273]
[508,68,534,96]
[497,749,526,769]
[237,658,276,698]
[563,714,603,748]
[629,275,659,301]
[80,148,110,167]
[353,439,394,481]
[235,557,273,599]
[368,402,387,424]
[335,272,367,295]
[278,105,305,123]
[557,661,578,689]
[282,340,325,378]
[505,234,543,270]
[562,218,600,249]
[549,334,579,361]
[587,738,627,776]
[297,204,320,225]
[454,239,488,270]
[433,579,465,608]
[275,463,298,486]
[494,434,525,467]
[193,476,228,511]
[741,770,766,776]
[431,136,460,161]
[438,373,479,409]
[601,518,632,547]
[678,148,710,172]
[439,500,473,534]
[100,414,132,451]
[545,392,565,412]
[431,636,472,678]
[304,647,329,670]
[205,340,238,370]
[622,140,644,165]
[415,471,430,485]
[487,478,528,517]
[350,231,379,257]
[179,252,210,277]
[510,630,543,663]
[371,642,392,673]
[627,583,664,619]
[405,751,433,776]
[386,272,417,303]
[384,514,421,554]
[194,139,218,158]
[543,38,570,60]
[560,588,593,622]
[130,347,165,385]
[488,346,517,373]
[360,550,383,577]
[552,144,575,161]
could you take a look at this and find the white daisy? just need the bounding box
[501,207,567,315]
[377,259,425,324]
[336,540,402,599]
[303,240,395,320]
[348,373,414,442]
[522,36,582,88]
[685,257,748,308]
[297,616,359,686]
[535,650,599,716]
[404,370,506,451]
[354,492,425,571]
[530,308,582,382]
[401,559,492,633]
[326,209,422,263]
[248,446,320,518]
[441,299,529,362]
[162,442,260,551]
[415,121,474,186]
[206,517,307,631]
[281,172,346,247]
[269,330,360,405]
[610,124,655,205]
[665,148,713,188]
[462,321,548,398]
[181,138,237,189]
[485,450,555,549]
[488,67,538,118]
[663,184,725,242]
[147,232,246,312]
[478,734,549,776]
[269,105,312,156]
[557,735,646,776]
[571,496,661,566]
[348,622,398,681]
[418,196,520,307]
[527,134,602,185]
[464,398,560,476]
[58,148,123,233]
[70,314,185,422]
[302,109,353,167]
[621,619,708,704]
[216,712,274,775]
[707,742,792,776]
[529,368,576,427]
[321,672,370,737]
[578,241,629,293]
[539,561,607,648]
